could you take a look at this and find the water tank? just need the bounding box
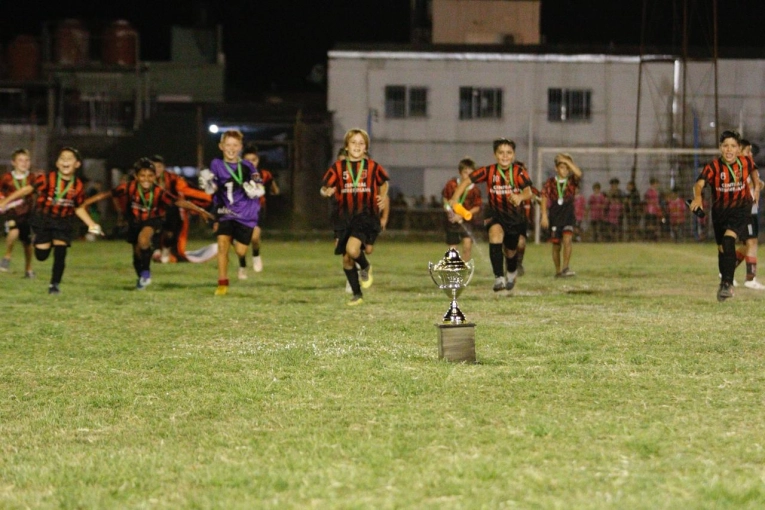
[54,19,90,66]
[7,35,40,81]
[102,20,137,67]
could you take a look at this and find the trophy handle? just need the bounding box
[464,259,475,287]
[427,262,440,287]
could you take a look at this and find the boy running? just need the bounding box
[0,148,36,277]
[441,158,482,261]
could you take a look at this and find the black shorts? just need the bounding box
[445,220,470,245]
[127,217,164,245]
[5,217,32,244]
[31,213,77,246]
[486,212,527,250]
[713,206,752,245]
[334,212,381,255]
[216,219,254,246]
[163,205,182,234]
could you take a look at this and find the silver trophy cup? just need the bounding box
[428,248,475,324]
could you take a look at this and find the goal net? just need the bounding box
[531,146,721,244]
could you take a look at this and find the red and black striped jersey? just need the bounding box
[442,178,482,211]
[0,171,36,217]
[34,172,85,218]
[322,158,389,218]
[469,162,532,217]
[160,171,211,206]
[697,156,758,212]
[542,175,580,206]
[113,181,174,222]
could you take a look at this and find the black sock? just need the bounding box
[721,237,736,284]
[35,247,51,261]
[344,268,362,295]
[489,243,504,277]
[239,256,247,268]
[718,252,725,276]
[355,252,369,270]
[506,254,518,273]
[140,248,153,273]
[252,247,260,257]
[133,251,142,276]
[51,245,67,285]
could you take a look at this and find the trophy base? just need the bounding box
[435,323,476,363]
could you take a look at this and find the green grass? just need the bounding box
[1,237,764,509]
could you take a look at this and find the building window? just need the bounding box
[385,86,428,118]
[548,88,592,122]
[459,87,503,120]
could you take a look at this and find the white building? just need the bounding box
[327,47,765,199]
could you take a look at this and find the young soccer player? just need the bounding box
[149,154,212,263]
[441,158,482,261]
[0,147,101,294]
[735,139,764,289]
[199,130,264,296]
[77,158,213,290]
[0,148,36,277]
[690,130,760,301]
[540,153,583,277]
[449,138,533,292]
[320,128,389,305]
[235,144,281,277]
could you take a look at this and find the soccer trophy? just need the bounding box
[428,248,476,362]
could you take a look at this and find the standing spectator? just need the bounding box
[689,130,760,301]
[441,158,482,261]
[666,189,687,242]
[644,177,664,241]
[605,178,624,242]
[448,138,533,293]
[540,153,582,277]
[624,180,642,241]
[587,182,606,242]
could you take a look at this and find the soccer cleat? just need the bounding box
[48,283,60,295]
[345,281,353,294]
[347,294,364,306]
[237,267,248,280]
[360,264,373,289]
[139,271,152,288]
[493,276,506,292]
[24,270,35,279]
[0,258,9,272]
[253,255,263,273]
[136,278,147,290]
[560,267,576,277]
[517,264,525,277]
[717,282,734,302]
[505,270,517,291]
[744,278,765,290]
[214,285,228,296]
[718,273,738,287]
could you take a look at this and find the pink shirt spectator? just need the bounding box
[588,192,606,222]
[606,199,623,225]
[574,194,586,222]
[644,187,662,216]
[668,197,686,226]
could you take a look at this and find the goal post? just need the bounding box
[531,146,721,244]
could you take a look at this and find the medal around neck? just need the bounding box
[428,248,475,324]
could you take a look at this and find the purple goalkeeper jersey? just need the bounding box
[209,158,261,228]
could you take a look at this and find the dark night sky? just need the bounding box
[2,0,764,98]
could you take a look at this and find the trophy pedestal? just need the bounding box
[435,323,476,363]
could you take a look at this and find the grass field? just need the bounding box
[1,236,764,509]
